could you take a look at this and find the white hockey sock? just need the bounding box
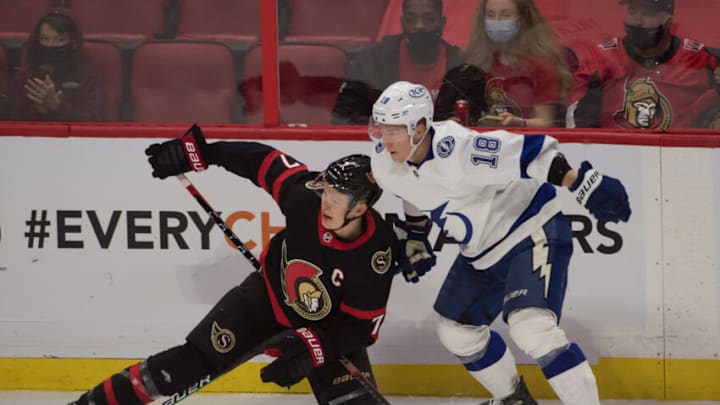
[463,331,519,399]
[542,343,600,405]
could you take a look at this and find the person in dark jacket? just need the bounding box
[332,0,465,125]
[8,7,105,121]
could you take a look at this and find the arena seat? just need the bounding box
[130,41,237,123]
[70,0,167,43]
[175,0,260,43]
[83,40,124,121]
[241,44,348,125]
[0,0,54,43]
[284,0,389,45]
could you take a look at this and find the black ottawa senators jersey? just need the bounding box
[211,141,397,354]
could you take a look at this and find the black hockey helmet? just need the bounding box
[316,154,382,207]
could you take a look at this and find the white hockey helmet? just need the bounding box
[370,81,434,140]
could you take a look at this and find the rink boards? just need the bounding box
[0,133,719,400]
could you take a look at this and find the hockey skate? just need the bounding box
[479,376,537,405]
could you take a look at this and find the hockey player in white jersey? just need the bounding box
[369,81,631,405]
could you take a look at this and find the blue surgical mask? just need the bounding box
[485,19,519,43]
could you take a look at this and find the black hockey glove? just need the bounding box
[145,124,211,179]
[260,327,331,388]
[569,161,631,222]
[394,219,437,283]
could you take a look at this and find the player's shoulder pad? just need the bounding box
[432,121,463,159]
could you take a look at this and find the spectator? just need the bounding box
[7,7,104,121]
[566,0,720,129]
[435,0,572,128]
[332,0,465,125]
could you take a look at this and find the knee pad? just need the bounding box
[436,316,491,358]
[508,307,569,360]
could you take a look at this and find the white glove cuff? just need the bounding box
[573,169,603,206]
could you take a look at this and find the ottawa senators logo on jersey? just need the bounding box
[485,78,522,118]
[371,247,392,274]
[280,241,332,320]
[613,77,672,129]
[210,321,236,354]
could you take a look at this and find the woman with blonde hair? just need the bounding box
[435,0,573,128]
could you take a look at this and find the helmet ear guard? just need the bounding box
[371,81,434,140]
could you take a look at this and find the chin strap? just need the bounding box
[405,127,431,163]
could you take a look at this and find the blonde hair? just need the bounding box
[465,0,571,100]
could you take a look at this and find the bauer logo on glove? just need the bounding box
[569,161,631,223]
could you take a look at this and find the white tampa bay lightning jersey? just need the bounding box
[371,120,564,269]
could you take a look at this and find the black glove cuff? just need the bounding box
[547,153,572,186]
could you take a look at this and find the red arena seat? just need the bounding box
[175,0,261,43]
[131,41,237,123]
[284,0,389,45]
[83,40,124,121]
[70,0,167,43]
[241,44,348,125]
[0,0,55,43]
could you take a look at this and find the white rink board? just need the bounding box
[0,137,715,365]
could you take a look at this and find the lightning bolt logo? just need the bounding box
[428,201,450,229]
[530,229,552,299]
[427,202,473,244]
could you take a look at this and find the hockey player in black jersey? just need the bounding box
[68,125,398,405]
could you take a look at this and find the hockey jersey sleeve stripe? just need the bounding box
[340,302,386,320]
[257,150,282,193]
[272,164,308,203]
[259,245,292,327]
[519,134,546,178]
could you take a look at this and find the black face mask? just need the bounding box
[37,43,74,66]
[404,30,443,64]
[624,23,666,51]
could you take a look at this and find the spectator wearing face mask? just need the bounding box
[435,0,572,128]
[7,7,105,121]
[566,0,720,129]
[332,0,465,125]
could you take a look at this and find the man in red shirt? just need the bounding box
[566,0,720,129]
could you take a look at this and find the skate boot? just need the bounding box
[479,376,537,405]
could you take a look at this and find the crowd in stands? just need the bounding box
[0,0,718,129]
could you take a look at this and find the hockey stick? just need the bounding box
[176,173,392,405]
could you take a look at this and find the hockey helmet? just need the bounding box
[314,154,382,207]
[370,81,433,140]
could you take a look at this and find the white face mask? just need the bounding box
[485,19,519,43]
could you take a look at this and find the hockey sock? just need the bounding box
[459,330,519,399]
[540,343,600,405]
[73,361,160,405]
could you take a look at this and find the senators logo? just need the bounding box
[281,241,332,320]
[210,321,236,354]
[371,247,392,274]
[485,78,522,118]
[613,77,672,129]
